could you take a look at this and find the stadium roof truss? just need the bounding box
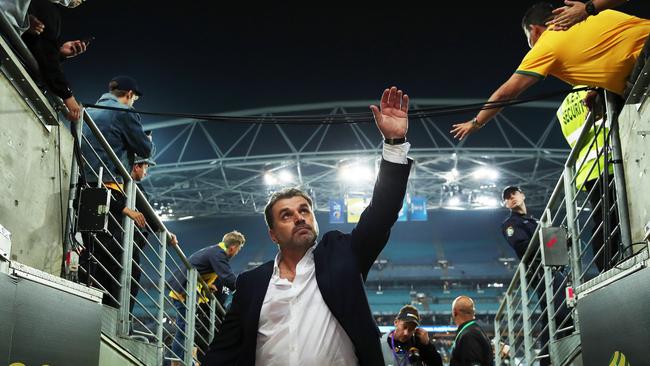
[142,99,569,218]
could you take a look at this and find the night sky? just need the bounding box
[59,2,649,117]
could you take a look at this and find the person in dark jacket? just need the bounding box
[78,75,153,308]
[501,186,538,260]
[128,156,178,315]
[204,86,412,366]
[500,186,571,366]
[21,0,87,121]
[449,296,493,366]
[169,231,246,366]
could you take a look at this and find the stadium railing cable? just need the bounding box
[82,86,594,125]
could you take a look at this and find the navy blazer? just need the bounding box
[205,158,412,365]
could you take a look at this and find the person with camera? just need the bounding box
[380,305,442,366]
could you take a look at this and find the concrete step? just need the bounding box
[101,306,160,366]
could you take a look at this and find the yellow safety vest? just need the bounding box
[556,88,614,189]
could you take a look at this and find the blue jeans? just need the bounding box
[171,299,187,361]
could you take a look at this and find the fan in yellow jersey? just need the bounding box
[450,2,650,140]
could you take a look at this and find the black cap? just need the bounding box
[110,75,143,96]
[133,155,156,166]
[396,305,420,326]
[502,186,522,200]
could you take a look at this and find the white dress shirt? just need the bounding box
[255,142,410,366]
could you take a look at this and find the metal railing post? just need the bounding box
[62,117,83,278]
[518,263,534,365]
[118,179,136,336]
[494,317,502,366]
[563,166,583,289]
[542,265,558,357]
[604,91,633,258]
[505,293,517,365]
[156,231,168,365]
[184,268,199,366]
[209,300,217,344]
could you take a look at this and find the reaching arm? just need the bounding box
[547,0,629,31]
[450,73,540,140]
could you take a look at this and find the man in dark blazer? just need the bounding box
[204,86,413,366]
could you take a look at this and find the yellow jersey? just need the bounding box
[517,10,650,95]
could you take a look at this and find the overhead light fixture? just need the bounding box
[474,194,499,208]
[447,196,461,207]
[264,172,278,185]
[444,168,460,183]
[339,161,373,183]
[278,170,294,183]
[473,166,499,181]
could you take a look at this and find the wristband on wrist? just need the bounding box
[384,137,407,145]
[471,117,484,129]
[585,0,599,16]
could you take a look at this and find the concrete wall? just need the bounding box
[0,75,73,275]
[620,98,650,248]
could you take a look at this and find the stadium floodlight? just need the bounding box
[444,168,460,183]
[447,196,461,207]
[339,162,373,183]
[475,194,500,208]
[278,170,294,183]
[264,172,278,185]
[473,166,499,181]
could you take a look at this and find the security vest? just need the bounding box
[556,88,613,189]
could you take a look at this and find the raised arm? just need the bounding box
[450,73,539,140]
[351,87,412,278]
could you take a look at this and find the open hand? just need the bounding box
[370,86,409,140]
[546,0,588,31]
[450,120,479,140]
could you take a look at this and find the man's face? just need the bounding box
[504,191,525,210]
[268,196,319,250]
[227,244,243,258]
[393,320,417,343]
[132,163,149,182]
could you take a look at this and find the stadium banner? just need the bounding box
[329,199,345,224]
[346,196,369,223]
[410,196,428,221]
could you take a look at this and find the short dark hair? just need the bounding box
[108,80,130,98]
[522,2,554,31]
[264,187,313,229]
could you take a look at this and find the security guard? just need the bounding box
[557,88,617,272]
[501,186,538,260]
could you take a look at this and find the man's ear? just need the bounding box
[269,229,278,244]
